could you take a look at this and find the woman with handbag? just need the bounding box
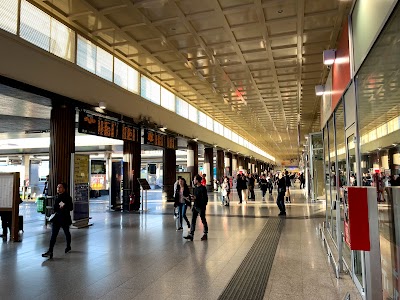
[174,178,191,231]
[42,182,73,259]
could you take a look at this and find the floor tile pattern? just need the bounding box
[0,186,362,300]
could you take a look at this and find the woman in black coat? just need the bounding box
[42,182,73,259]
[174,178,191,230]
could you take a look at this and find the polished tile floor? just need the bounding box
[0,187,361,299]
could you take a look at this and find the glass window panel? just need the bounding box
[176,97,189,118]
[198,111,206,127]
[324,127,331,229]
[77,35,96,74]
[368,129,377,141]
[127,66,139,93]
[161,87,175,112]
[224,127,232,140]
[206,115,213,131]
[214,121,223,135]
[244,139,249,148]
[0,0,18,34]
[49,18,75,62]
[20,0,50,51]
[238,136,244,146]
[231,132,238,143]
[114,58,128,89]
[188,104,198,122]
[96,47,113,81]
[140,76,160,104]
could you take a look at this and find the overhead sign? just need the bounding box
[166,135,177,150]
[143,129,177,149]
[78,111,139,142]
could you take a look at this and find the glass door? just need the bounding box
[346,125,365,292]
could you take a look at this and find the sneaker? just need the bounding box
[183,234,193,241]
[176,227,183,231]
[201,234,208,241]
[278,212,286,216]
[238,202,242,204]
[42,251,53,259]
[65,246,71,253]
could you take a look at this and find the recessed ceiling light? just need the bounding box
[278,9,283,13]
[170,27,176,31]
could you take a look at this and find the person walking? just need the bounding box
[259,174,268,201]
[247,173,255,201]
[184,175,208,241]
[241,173,248,203]
[221,176,230,206]
[174,177,191,231]
[236,174,243,204]
[277,173,286,216]
[299,172,305,189]
[267,173,273,195]
[285,171,292,203]
[42,183,73,259]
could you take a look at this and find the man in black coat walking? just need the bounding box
[42,182,73,259]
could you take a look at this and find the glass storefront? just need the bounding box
[322,3,400,298]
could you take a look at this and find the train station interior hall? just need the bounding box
[1,0,399,299]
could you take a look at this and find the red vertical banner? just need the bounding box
[347,187,371,251]
[332,20,351,111]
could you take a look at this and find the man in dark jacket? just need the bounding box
[247,173,256,200]
[277,173,287,216]
[184,174,208,241]
[42,182,73,258]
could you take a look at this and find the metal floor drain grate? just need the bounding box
[218,218,283,300]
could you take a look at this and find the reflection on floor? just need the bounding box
[1,188,361,299]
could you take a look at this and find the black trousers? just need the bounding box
[276,192,286,213]
[237,189,243,203]
[49,222,71,252]
[0,212,11,235]
[248,186,255,199]
[190,207,208,236]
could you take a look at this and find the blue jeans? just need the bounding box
[276,192,286,213]
[178,203,190,228]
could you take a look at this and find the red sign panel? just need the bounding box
[346,187,371,251]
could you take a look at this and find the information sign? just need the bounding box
[78,111,139,142]
[166,136,177,150]
[144,129,166,147]
[137,178,151,190]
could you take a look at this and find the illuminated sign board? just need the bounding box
[78,111,139,142]
[144,129,177,149]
